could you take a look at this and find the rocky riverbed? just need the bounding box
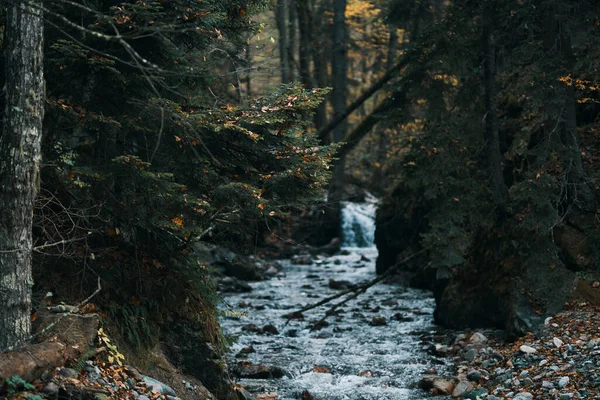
[219,248,452,400]
[421,302,600,400]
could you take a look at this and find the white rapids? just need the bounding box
[220,202,448,400]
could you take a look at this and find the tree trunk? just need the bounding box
[312,0,329,132]
[288,2,298,80]
[328,0,348,202]
[0,0,45,352]
[275,0,291,83]
[481,2,507,205]
[295,0,313,89]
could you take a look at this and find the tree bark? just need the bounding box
[295,0,313,89]
[0,0,45,352]
[328,0,348,203]
[312,0,329,132]
[288,2,298,80]
[275,0,291,83]
[481,2,508,205]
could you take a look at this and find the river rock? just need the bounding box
[467,369,483,381]
[452,381,473,398]
[235,387,255,400]
[218,276,252,293]
[464,348,478,361]
[513,392,534,400]
[329,279,354,290]
[433,231,578,339]
[262,324,279,335]
[463,388,488,399]
[470,332,488,344]
[557,376,570,388]
[255,393,278,400]
[143,376,176,396]
[519,345,537,354]
[234,362,287,379]
[370,316,387,326]
[292,254,313,265]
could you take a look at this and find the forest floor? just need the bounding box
[431,301,600,399]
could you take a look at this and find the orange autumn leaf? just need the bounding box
[257,203,266,210]
[172,216,184,226]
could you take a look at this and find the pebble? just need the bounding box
[464,348,478,361]
[513,393,533,400]
[541,380,554,389]
[470,332,488,344]
[467,370,482,381]
[519,345,537,354]
[553,337,564,348]
[557,376,570,388]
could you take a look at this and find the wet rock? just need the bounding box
[467,370,483,381]
[334,259,342,265]
[370,316,387,326]
[255,393,278,400]
[234,362,287,379]
[242,324,261,333]
[218,276,252,293]
[357,370,374,377]
[340,249,351,255]
[262,324,279,335]
[292,255,313,265]
[392,312,414,322]
[420,376,455,395]
[434,344,450,355]
[235,346,256,358]
[283,311,304,320]
[143,376,176,396]
[235,387,255,400]
[433,377,456,395]
[463,388,488,399]
[424,368,437,375]
[452,381,473,398]
[360,255,371,262]
[329,279,354,290]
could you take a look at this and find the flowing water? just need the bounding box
[220,202,448,400]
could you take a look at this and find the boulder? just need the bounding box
[233,362,287,379]
[0,342,65,384]
[434,229,577,339]
[163,322,236,400]
[32,312,100,358]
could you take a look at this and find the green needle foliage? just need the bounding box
[0,0,334,349]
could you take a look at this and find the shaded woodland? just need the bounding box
[2,0,600,399]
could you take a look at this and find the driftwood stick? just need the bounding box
[32,277,102,340]
[308,248,429,329]
[283,248,429,325]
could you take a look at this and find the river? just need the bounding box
[220,202,449,400]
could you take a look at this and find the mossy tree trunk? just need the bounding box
[0,0,45,352]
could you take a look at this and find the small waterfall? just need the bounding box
[340,201,377,248]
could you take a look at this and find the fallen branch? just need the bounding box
[32,277,102,341]
[283,248,429,328]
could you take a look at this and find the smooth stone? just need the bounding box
[519,345,537,354]
[464,349,478,361]
[558,376,570,388]
[513,393,533,400]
